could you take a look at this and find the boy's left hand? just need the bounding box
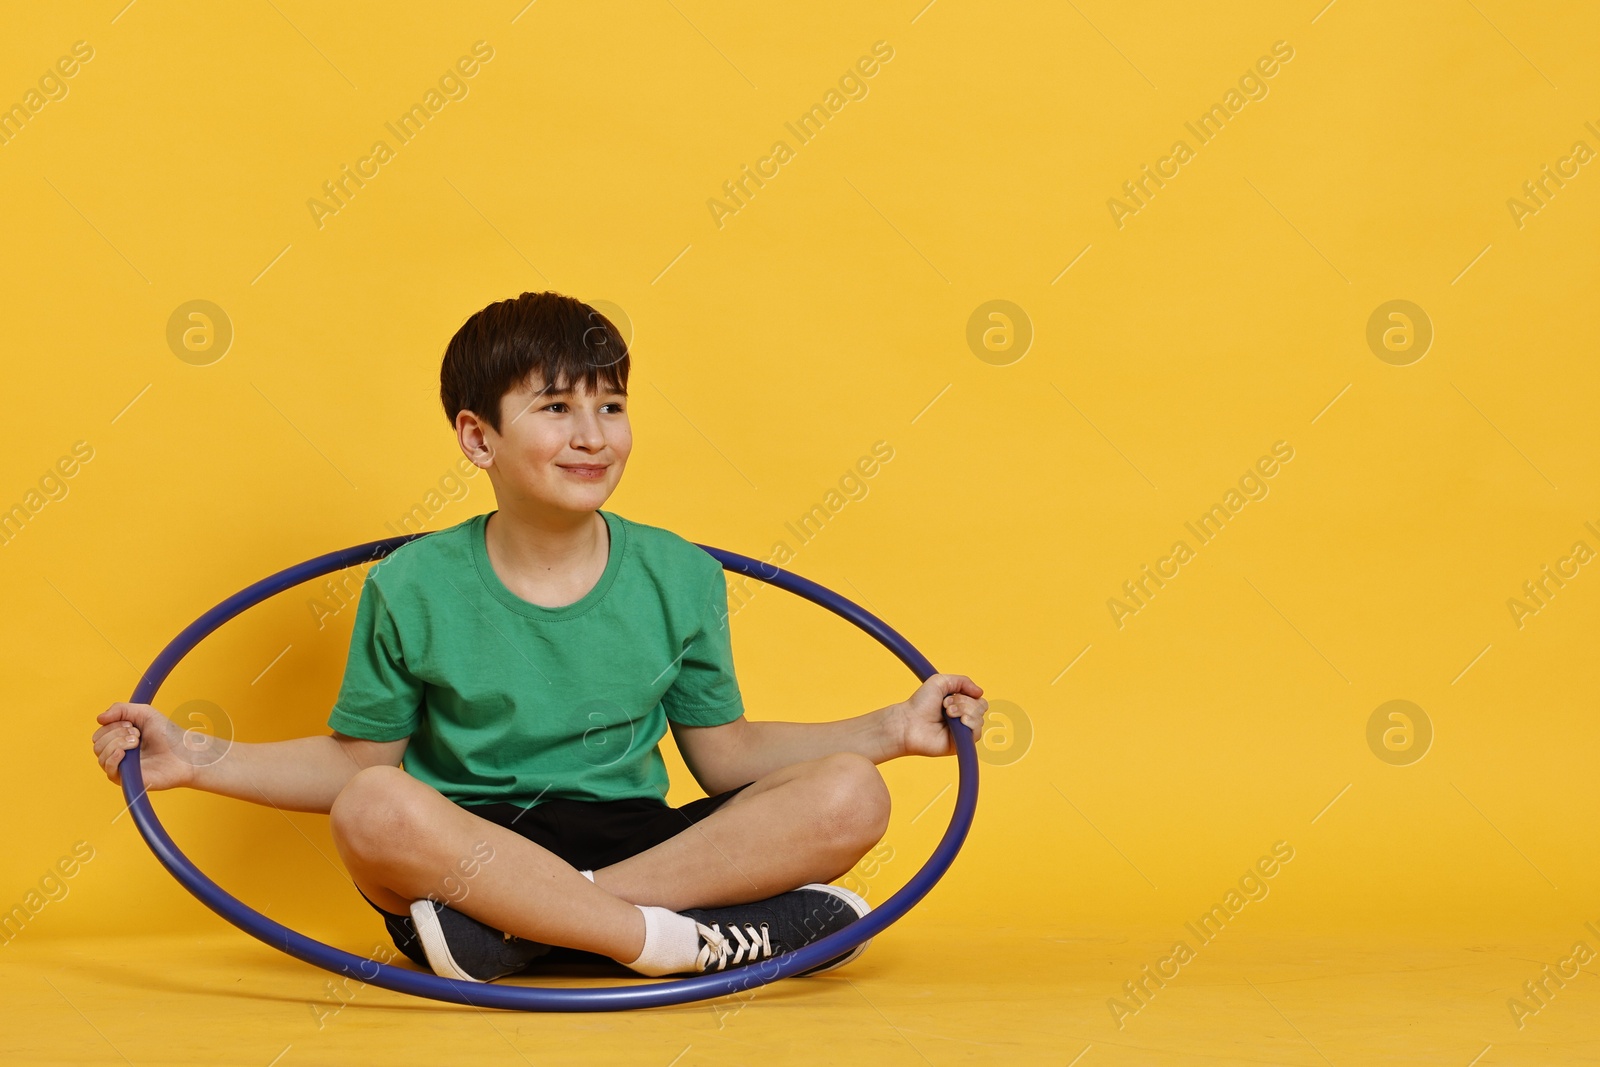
[894,674,988,757]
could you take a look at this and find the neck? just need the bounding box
[485,500,604,576]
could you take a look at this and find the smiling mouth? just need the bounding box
[559,464,608,479]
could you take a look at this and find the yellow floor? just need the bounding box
[4,922,1596,1066]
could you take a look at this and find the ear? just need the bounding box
[455,410,495,467]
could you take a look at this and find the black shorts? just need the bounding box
[359,784,751,969]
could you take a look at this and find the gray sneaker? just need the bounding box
[408,898,552,982]
[680,883,872,976]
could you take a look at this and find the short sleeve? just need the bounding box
[661,563,746,727]
[327,576,424,742]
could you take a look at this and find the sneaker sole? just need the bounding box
[794,882,873,976]
[408,899,482,983]
[413,886,868,983]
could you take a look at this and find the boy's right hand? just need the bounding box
[92,702,196,790]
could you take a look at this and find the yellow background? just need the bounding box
[3,1,1597,1063]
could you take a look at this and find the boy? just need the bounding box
[93,290,988,982]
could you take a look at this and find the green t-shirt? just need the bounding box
[326,509,745,807]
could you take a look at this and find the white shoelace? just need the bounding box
[694,921,772,971]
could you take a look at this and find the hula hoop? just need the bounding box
[121,533,979,1012]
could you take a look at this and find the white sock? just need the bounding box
[623,905,701,976]
[579,869,595,883]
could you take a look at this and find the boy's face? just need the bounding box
[472,373,631,516]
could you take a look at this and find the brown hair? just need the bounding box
[439,291,629,433]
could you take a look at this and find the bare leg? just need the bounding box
[595,751,891,911]
[329,766,647,962]
[327,752,891,963]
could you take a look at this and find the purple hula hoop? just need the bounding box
[121,533,979,1011]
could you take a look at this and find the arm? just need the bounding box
[195,731,408,814]
[92,701,407,815]
[671,708,899,795]
[670,673,988,796]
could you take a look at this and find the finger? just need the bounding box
[96,725,138,763]
[91,719,134,747]
[96,703,130,726]
[937,674,983,699]
[106,727,142,777]
[943,693,988,721]
[93,723,130,757]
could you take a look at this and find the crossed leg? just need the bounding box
[328,751,891,965]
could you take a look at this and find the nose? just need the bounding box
[570,407,606,452]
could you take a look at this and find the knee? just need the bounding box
[809,752,891,850]
[329,765,433,865]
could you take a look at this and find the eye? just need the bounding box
[544,402,567,413]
